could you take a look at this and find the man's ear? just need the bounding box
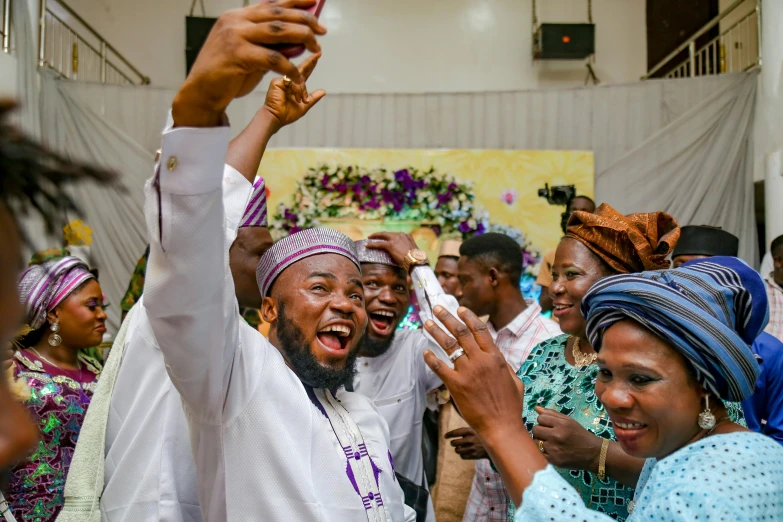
[261,295,278,324]
[488,267,500,288]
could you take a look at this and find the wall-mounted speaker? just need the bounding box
[534,23,595,60]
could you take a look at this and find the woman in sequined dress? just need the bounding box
[509,204,681,521]
[8,256,105,522]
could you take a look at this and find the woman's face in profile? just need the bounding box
[594,319,706,460]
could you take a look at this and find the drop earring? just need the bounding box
[698,395,716,430]
[48,322,62,347]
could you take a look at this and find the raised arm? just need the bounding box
[143,2,326,421]
[227,52,325,182]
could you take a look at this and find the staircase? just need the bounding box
[1,0,149,85]
[643,0,760,80]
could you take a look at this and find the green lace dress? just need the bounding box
[511,335,634,521]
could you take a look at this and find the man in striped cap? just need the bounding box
[350,234,459,522]
[60,49,323,522]
[143,222,413,520]
[131,4,414,518]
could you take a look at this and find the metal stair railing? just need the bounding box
[643,0,760,80]
[37,0,149,85]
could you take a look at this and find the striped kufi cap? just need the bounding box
[355,240,399,267]
[256,228,360,297]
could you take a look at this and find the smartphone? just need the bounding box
[267,0,327,59]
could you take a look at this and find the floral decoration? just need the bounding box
[271,165,489,236]
[271,164,541,278]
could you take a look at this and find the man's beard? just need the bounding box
[276,302,358,390]
[358,330,397,358]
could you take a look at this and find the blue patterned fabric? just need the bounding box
[582,257,765,402]
[515,432,783,521]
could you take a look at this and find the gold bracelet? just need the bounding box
[597,438,610,481]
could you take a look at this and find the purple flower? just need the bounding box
[284,209,298,222]
[458,221,472,233]
[475,222,486,234]
[321,174,330,187]
[335,183,348,193]
[448,183,458,191]
[522,250,539,268]
[437,192,453,207]
[395,169,411,182]
[367,197,381,209]
[352,183,363,194]
[360,175,371,184]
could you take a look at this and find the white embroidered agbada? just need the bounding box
[97,164,255,522]
[144,123,414,522]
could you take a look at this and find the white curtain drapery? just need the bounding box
[60,72,759,262]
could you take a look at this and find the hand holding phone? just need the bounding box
[267,0,327,59]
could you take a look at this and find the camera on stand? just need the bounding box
[538,184,577,233]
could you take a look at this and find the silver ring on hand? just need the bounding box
[449,347,466,363]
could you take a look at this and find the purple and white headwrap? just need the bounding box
[355,240,399,267]
[256,228,360,297]
[18,256,96,329]
[240,177,268,228]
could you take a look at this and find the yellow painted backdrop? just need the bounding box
[259,149,594,254]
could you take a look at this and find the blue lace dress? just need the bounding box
[515,432,783,521]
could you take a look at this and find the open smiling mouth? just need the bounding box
[369,310,397,337]
[553,303,573,318]
[316,324,353,353]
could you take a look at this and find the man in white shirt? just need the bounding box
[350,235,459,522]
[98,26,327,522]
[143,4,414,520]
[450,233,561,522]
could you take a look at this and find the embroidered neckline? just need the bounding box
[14,351,100,391]
[14,350,102,376]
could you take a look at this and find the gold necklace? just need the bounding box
[30,347,82,372]
[572,337,598,367]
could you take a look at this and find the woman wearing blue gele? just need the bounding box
[422,256,783,521]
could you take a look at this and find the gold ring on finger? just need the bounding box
[538,440,545,453]
[283,75,292,89]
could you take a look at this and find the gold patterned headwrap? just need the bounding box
[565,203,680,274]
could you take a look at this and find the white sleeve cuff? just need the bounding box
[222,164,254,235]
[157,126,231,195]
